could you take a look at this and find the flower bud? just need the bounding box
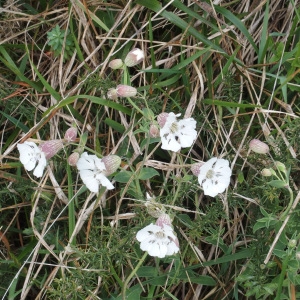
[145,200,165,218]
[116,85,137,98]
[64,127,77,142]
[68,152,80,166]
[156,213,172,227]
[40,140,64,159]
[107,88,118,100]
[261,168,273,177]
[102,155,121,176]
[249,139,269,154]
[288,239,297,249]
[109,59,124,69]
[275,161,286,172]
[124,48,144,67]
[157,113,169,128]
[149,124,159,138]
[191,162,204,176]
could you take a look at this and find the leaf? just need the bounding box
[114,171,133,183]
[0,111,29,133]
[138,167,159,180]
[268,180,287,188]
[203,99,260,108]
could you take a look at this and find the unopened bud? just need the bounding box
[116,85,137,98]
[64,127,77,142]
[124,48,144,67]
[157,113,169,128]
[249,139,270,154]
[275,161,286,172]
[109,59,124,69]
[156,213,172,227]
[40,140,64,159]
[149,124,159,138]
[261,168,273,177]
[68,152,80,166]
[102,155,121,176]
[145,200,165,218]
[288,239,297,249]
[107,88,118,100]
[191,162,204,176]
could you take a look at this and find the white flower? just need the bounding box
[136,223,179,258]
[124,48,144,67]
[17,141,47,178]
[76,152,114,193]
[197,157,232,197]
[159,113,197,152]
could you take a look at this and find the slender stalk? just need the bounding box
[122,252,148,300]
[275,254,290,300]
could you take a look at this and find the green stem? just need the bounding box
[275,254,290,300]
[280,187,294,220]
[122,252,148,300]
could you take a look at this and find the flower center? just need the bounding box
[155,231,166,239]
[206,169,215,179]
[169,122,178,134]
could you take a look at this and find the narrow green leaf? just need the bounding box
[203,99,260,108]
[0,45,43,92]
[30,63,61,101]
[104,118,125,133]
[73,0,109,31]
[0,111,29,133]
[136,0,226,55]
[258,0,269,64]
[268,180,287,188]
[214,5,258,53]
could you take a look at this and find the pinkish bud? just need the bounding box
[64,127,77,142]
[108,88,118,100]
[116,85,137,98]
[124,48,144,67]
[68,152,80,166]
[157,113,169,128]
[149,124,159,138]
[109,59,124,69]
[102,155,121,176]
[39,140,64,159]
[191,162,204,176]
[156,214,172,227]
[249,139,269,154]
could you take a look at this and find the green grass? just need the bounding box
[0,0,300,299]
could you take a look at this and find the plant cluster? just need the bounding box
[0,1,299,300]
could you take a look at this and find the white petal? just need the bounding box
[79,169,99,192]
[96,173,114,190]
[76,152,96,171]
[161,135,181,152]
[146,242,164,257]
[84,178,100,193]
[178,134,195,148]
[136,224,158,242]
[166,241,179,255]
[33,153,47,177]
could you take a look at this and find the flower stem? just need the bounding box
[280,187,294,220]
[121,252,148,300]
[275,254,290,300]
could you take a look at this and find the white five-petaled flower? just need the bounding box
[76,152,114,193]
[197,157,232,197]
[136,223,179,258]
[159,113,197,152]
[17,141,47,178]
